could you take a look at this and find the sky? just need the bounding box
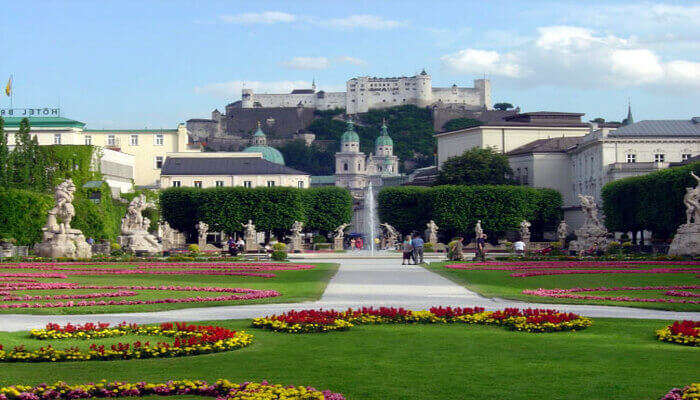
[0,0,698,129]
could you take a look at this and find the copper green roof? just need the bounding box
[375,122,393,147]
[242,145,285,165]
[341,120,359,143]
[1,116,85,128]
[253,125,266,137]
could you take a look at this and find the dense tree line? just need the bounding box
[277,140,335,176]
[436,147,515,186]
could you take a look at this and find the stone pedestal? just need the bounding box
[333,237,344,251]
[290,235,303,252]
[669,223,700,256]
[35,232,92,259]
[118,229,161,253]
[569,223,610,253]
[244,234,259,252]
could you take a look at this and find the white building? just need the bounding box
[240,71,491,114]
[159,152,310,189]
[506,116,700,228]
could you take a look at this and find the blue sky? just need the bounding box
[1,0,698,129]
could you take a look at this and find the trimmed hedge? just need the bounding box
[160,186,352,236]
[0,188,53,245]
[602,162,700,238]
[378,185,562,241]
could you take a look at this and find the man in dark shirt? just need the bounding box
[476,234,487,261]
[411,235,425,264]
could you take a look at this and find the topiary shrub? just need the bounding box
[273,242,287,251]
[271,250,287,261]
[188,244,200,254]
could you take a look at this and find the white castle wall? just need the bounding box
[242,91,347,110]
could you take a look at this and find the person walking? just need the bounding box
[227,236,237,256]
[350,238,356,251]
[449,237,464,261]
[401,235,413,265]
[356,237,363,251]
[476,234,487,261]
[411,234,425,264]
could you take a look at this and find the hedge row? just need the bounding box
[601,162,700,239]
[378,185,562,241]
[160,186,353,237]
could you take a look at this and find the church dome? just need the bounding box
[341,119,360,143]
[242,145,285,165]
[375,121,393,147]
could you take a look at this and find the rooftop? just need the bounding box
[290,89,315,94]
[161,156,307,176]
[1,116,85,128]
[608,119,700,137]
[507,136,584,156]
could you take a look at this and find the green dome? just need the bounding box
[341,120,359,143]
[243,145,285,165]
[375,122,393,147]
[253,125,266,137]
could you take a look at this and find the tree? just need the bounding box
[493,102,514,111]
[277,139,335,176]
[10,118,40,189]
[442,118,483,132]
[0,118,9,187]
[436,147,515,186]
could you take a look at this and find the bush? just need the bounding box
[273,242,287,251]
[312,234,328,244]
[602,162,700,238]
[188,244,200,253]
[377,186,432,235]
[0,188,52,246]
[423,242,434,252]
[271,250,287,261]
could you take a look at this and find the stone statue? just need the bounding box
[118,194,161,253]
[34,179,92,258]
[669,171,700,256]
[381,223,399,249]
[569,195,610,254]
[519,220,531,243]
[289,220,304,252]
[196,221,209,248]
[241,219,258,252]
[333,223,349,251]
[557,220,569,244]
[475,220,483,238]
[425,220,439,245]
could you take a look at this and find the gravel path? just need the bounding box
[1,258,698,331]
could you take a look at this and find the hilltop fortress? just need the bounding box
[240,70,491,114]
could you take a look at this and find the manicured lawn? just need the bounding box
[0,263,338,315]
[0,318,696,399]
[425,262,699,312]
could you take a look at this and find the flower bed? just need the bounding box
[659,383,699,399]
[0,379,345,400]
[522,286,700,304]
[252,306,592,334]
[444,263,700,277]
[0,322,253,362]
[655,320,698,346]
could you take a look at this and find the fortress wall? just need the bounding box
[431,87,484,107]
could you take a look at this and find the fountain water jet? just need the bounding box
[363,181,379,255]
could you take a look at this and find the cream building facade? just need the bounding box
[159,152,309,189]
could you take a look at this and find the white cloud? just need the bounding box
[281,57,330,70]
[441,49,523,78]
[219,11,296,24]
[320,15,405,30]
[441,25,700,90]
[336,56,367,66]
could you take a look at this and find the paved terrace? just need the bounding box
[1,257,698,331]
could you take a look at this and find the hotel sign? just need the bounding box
[0,108,61,117]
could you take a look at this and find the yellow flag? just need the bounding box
[4,76,10,97]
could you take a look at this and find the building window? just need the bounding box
[343,163,348,171]
[84,135,92,146]
[298,181,304,188]
[267,181,275,187]
[194,181,203,188]
[216,181,224,187]
[107,135,116,146]
[53,134,61,144]
[172,181,181,187]
[682,153,692,161]
[130,135,138,146]
[155,134,164,146]
[654,153,665,163]
[243,181,252,188]
[154,156,163,169]
[626,154,636,163]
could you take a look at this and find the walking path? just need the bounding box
[1,258,698,331]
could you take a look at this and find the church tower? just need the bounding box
[370,119,400,176]
[335,118,367,197]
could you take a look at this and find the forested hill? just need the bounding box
[302,105,437,173]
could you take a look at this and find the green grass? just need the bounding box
[0,263,338,315]
[0,318,696,399]
[425,262,699,312]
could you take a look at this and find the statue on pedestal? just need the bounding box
[241,220,259,252]
[34,179,92,258]
[333,223,349,251]
[475,220,484,239]
[425,220,439,245]
[381,223,399,250]
[519,220,531,243]
[196,221,209,249]
[557,220,569,246]
[118,194,161,253]
[669,172,700,256]
[289,220,304,252]
[569,195,610,254]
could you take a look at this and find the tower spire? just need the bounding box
[623,98,634,126]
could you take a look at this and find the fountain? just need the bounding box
[363,181,379,255]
